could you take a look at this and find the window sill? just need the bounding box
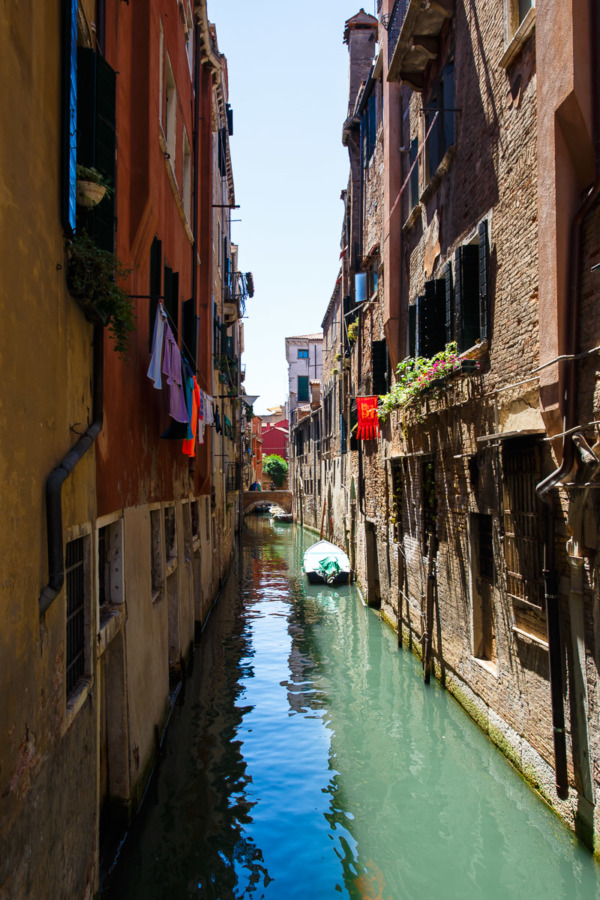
[473,657,498,677]
[98,606,125,657]
[402,203,421,234]
[512,625,548,650]
[65,678,92,730]
[500,8,536,69]
[420,144,455,205]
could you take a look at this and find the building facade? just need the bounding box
[289,0,600,850]
[0,2,248,896]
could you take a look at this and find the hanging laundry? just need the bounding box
[183,377,202,457]
[356,396,380,440]
[147,304,167,389]
[162,323,189,424]
[203,393,214,426]
[161,360,194,440]
[214,405,222,434]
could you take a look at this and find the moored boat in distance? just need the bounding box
[303,540,351,585]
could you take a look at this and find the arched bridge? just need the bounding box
[243,490,292,516]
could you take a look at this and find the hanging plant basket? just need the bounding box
[76,179,107,208]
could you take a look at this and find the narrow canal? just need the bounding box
[103,518,600,899]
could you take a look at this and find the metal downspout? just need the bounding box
[39,325,104,616]
[535,0,600,799]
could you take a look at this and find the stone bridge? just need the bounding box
[243,490,293,516]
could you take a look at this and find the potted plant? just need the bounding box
[66,230,135,357]
[347,321,358,344]
[76,165,112,208]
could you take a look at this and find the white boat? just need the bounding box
[303,540,351,585]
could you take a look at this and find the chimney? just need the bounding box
[343,9,379,117]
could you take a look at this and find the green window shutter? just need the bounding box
[372,340,388,396]
[454,245,479,352]
[297,376,309,403]
[478,220,489,342]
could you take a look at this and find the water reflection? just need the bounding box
[104,518,600,899]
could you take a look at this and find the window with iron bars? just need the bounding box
[227,462,241,493]
[66,537,87,696]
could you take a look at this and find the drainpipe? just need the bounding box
[535,0,600,799]
[39,325,104,616]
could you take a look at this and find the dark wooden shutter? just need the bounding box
[350,399,358,451]
[149,237,162,352]
[164,265,173,331]
[454,245,480,352]
[418,280,446,357]
[182,298,197,368]
[444,264,454,345]
[408,303,417,358]
[226,103,234,135]
[298,376,309,402]
[61,0,78,233]
[77,49,116,251]
[372,339,388,395]
[218,127,227,176]
[340,413,348,454]
[478,219,489,341]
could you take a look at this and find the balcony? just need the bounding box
[387,0,454,91]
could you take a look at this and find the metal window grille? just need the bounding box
[422,458,437,554]
[391,461,405,543]
[387,0,410,58]
[503,442,543,607]
[66,537,85,695]
[164,507,176,563]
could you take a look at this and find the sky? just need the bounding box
[213,1,379,415]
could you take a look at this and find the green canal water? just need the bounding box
[103,517,600,899]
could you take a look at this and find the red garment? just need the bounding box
[356,396,380,440]
[183,377,202,457]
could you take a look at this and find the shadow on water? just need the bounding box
[104,519,600,900]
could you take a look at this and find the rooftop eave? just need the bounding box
[387,0,454,90]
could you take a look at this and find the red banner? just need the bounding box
[356,396,380,440]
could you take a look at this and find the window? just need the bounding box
[218,127,227,177]
[164,265,179,334]
[297,376,309,403]
[503,439,543,608]
[501,0,536,67]
[165,55,177,166]
[77,48,117,252]
[391,461,405,543]
[150,508,164,603]
[444,220,489,354]
[61,0,78,233]
[425,60,455,180]
[149,237,162,351]
[164,505,177,570]
[417,280,446,358]
[362,90,377,165]
[97,518,124,622]
[372,340,389,395]
[298,349,308,359]
[65,535,90,696]
[471,513,497,663]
